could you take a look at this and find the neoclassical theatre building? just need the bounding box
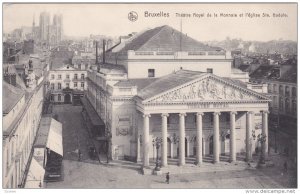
[86,25,270,167]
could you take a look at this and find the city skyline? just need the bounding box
[3,3,297,42]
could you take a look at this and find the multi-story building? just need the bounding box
[86,25,270,169]
[49,65,87,104]
[250,64,297,157]
[2,61,46,188]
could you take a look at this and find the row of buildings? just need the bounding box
[2,47,49,188]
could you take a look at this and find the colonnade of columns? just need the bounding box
[142,111,269,168]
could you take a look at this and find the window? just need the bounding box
[81,74,85,79]
[292,100,297,114]
[58,94,61,101]
[292,87,297,97]
[285,86,290,96]
[207,68,213,73]
[66,83,70,88]
[81,82,85,88]
[50,95,54,101]
[66,74,70,79]
[58,74,62,80]
[285,98,290,113]
[268,84,272,93]
[74,74,78,80]
[50,83,54,90]
[279,97,284,111]
[51,74,55,79]
[58,83,61,90]
[148,69,155,77]
[74,82,78,87]
[273,84,277,93]
[279,85,283,95]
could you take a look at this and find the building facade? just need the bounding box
[3,65,45,188]
[49,65,87,104]
[86,25,270,167]
[250,64,297,157]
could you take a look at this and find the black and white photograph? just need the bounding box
[1,2,298,192]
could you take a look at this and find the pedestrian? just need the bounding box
[284,161,288,172]
[166,172,170,184]
[78,149,82,161]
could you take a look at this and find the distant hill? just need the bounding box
[204,38,297,54]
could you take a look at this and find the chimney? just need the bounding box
[102,39,106,64]
[4,73,17,87]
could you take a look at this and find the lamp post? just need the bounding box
[153,137,162,171]
[105,128,112,164]
[252,132,267,165]
[152,139,155,160]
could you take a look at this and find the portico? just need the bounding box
[136,72,270,168]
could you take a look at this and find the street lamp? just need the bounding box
[152,137,162,171]
[252,132,267,165]
[105,128,112,164]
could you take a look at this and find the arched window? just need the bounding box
[285,86,290,96]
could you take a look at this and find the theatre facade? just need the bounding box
[86,25,270,167]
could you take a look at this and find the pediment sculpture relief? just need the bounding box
[152,78,257,102]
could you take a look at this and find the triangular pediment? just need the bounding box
[143,74,269,104]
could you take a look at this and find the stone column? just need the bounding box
[136,134,141,162]
[246,111,253,162]
[179,113,186,166]
[170,141,174,158]
[143,114,151,167]
[213,112,221,163]
[262,111,269,156]
[230,111,237,162]
[161,113,169,167]
[196,112,204,165]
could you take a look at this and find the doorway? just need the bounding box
[209,136,213,155]
[167,138,171,158]
[64,94,71,104]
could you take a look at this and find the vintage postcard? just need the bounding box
[2,2,297,192]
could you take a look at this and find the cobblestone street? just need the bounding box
[46,104,297,189]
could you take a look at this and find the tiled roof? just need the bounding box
[138,70,206,100]
[3,81,25,114]
[118,25,221,53]
[221,77,247,88]
[3,64,27,90]
[114,77,159,91]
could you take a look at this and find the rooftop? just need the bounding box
[137,70,206,100]
[3,81,25,114]
[118,25,222,53]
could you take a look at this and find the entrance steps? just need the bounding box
[106,156,252,175]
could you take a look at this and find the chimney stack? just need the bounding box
[102,39,106,64]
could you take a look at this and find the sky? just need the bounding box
[3,3,297,42]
